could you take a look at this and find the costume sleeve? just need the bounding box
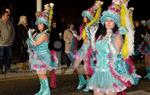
[28,29,35,43]
[109,33,123,58]
[85,25,98,49]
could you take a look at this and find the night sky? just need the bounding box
[0,0,149,23]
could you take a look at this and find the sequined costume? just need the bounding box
[27,30,57,71]
[87,33,140,93]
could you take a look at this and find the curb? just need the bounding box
[0,67,74,80]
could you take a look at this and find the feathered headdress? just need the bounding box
[81,0,103,40]
[48,3,54,31]
[35,3,54,31]
[35,11,49,27]
[120,0,135,59]
[101,0,121,28]
[82,0,102,21]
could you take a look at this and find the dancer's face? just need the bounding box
[37,23,45,32]
[83,17,88,23]
[105,19,115,30]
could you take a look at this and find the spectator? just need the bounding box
[16,15,29,70]
[133,20,145,61]
[49,20,62,51]
[63,23,77,64]
[0,10,15,73]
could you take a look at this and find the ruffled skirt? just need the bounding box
[28,49,58,71]
[87,57,140,94]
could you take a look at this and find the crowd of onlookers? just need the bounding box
[0,6,149,74]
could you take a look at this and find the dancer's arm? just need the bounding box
[28,29,48,46]
[33,34,48,46]
[113,34,123,55]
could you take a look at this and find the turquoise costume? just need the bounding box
[75,0,103,91]
[139,34,150,55]
[139,33,150,79]
[67,33,78,63]
[28,3,54,95]
[84,0,141,94]
[74,25,98,91]
[27,30,57,71]
[87,33,140,93]
[74,42,89,61]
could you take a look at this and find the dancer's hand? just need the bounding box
[28,28,35,43]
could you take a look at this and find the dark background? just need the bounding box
[0,0,149,25]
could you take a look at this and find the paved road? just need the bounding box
[0,62,150,95]
[0,73,150,95]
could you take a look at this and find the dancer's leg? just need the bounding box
[73,59,87,89]
[36,70,51,95]
[50,70,56,89]
[144,54,150,79]
[94,90,104,95]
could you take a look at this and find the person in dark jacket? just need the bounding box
[16,15,29,70]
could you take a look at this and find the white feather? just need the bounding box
[125,6,135,56]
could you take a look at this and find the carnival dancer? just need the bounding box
[27,3,57,95]
[117,1,140,95]
[139,20,150,79]
[86,0,140,95]
[73,0,103,92]
[42,3,58,89]
[44,3,58,89]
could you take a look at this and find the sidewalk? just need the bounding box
[0,62,150,95]
[127,90,150,95]
[0,64,74,80]
[0,61,146,80]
